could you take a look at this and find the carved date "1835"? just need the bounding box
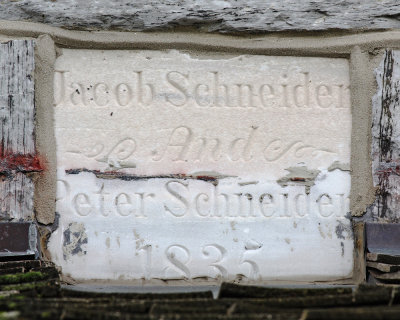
[136,243,261,280]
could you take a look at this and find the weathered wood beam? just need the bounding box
[0,40,39,222]
[0,174,34,221]
[0,40,35,156]
[371,50,400,222]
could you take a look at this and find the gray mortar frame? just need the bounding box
[1,20,396,284]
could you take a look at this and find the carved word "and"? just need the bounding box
[67,126,335,163]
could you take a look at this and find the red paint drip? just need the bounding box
[377,161,400,177]
[0,153,44,173]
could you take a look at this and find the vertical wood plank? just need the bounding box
[0,40,35,155]
[0,174,34,221]
[372,50,400,221]
[0,40,35,221]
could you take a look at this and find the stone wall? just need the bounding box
[1,0,400,32]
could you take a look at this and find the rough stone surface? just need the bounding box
[34,34,57,225]
[349,47,376,218]
[49,49,353,281]
[1,1,400,33]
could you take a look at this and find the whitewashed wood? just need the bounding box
[1,0,400,33]
[0,40,35,221]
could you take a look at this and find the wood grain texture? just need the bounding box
[0,174,34,221]
[371,50,400,222]
[0,40,35,221]
[0,40,35,155]
[1,0,400,33]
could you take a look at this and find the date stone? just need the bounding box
[48,49,352,281]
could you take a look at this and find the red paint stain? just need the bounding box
[377,161,400,177]
[0,153,44,173]
[195,175,217,182]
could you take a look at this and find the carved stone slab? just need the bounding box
[49,50,353,281]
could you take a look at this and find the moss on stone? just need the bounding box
[2,281,50,292]
[0,311,20,320]
[6,302,16,310]
[40,311,51,318]
[0,272,46,285]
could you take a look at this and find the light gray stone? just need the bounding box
[1,0,400,33]
[49,49,353,282]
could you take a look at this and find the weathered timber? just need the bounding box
[369,269,400,282]
[1,1,400,33]
[218,283,352,299]
[0,40,36,222]
[353,285,392,305]
[305,306,400,320]
[62,288,214,300]
[371,50,400,222]
[0,280,397,320]
[367,261,400,273]
[0,40,35,156]
[367,252,400,265]
[0,174,34,221]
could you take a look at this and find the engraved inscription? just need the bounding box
[65,128,336,166]
[50,50,353,281]
[201,244,227,278]
[54,70,350,110]
[67,138,137,170]
[57,176,350,220]
[165,245,191,279]
[54,51,351,179]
